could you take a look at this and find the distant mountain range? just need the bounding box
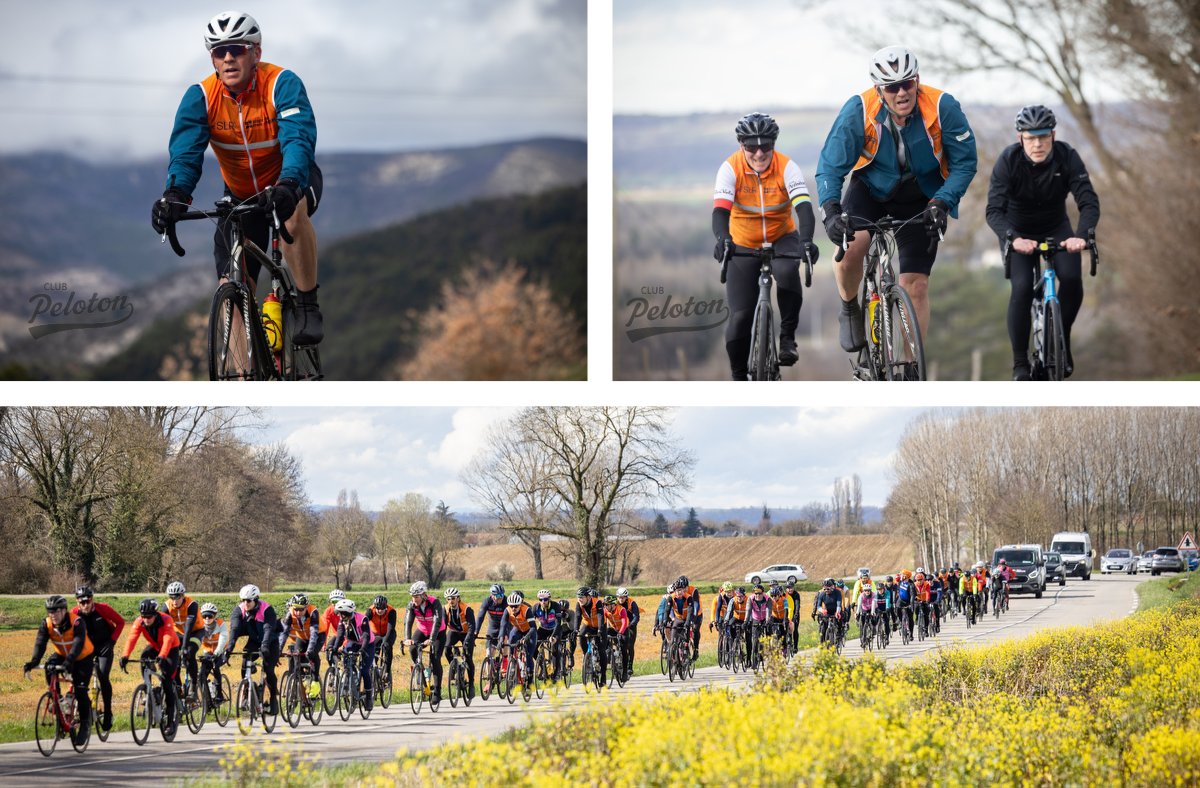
[0,137,585,379]
[645,506,884,526]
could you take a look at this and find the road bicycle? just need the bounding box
[858,612,875,652]
[1004,229,1098,381]
[875,612,890,650]
[281,649,323,728]
[606,633,627,689]
[715,622,730,669]
[580,632,605,691]
[372,653,393,710]
[816,612,839,650]
[321,646,340,715]
[446,641,473,707]
[533,637,553,699]
[130,656,179,745]
[199,654,232,727]
[234,651,277,734]
[899,607,914,646]
[180,664,207,735]
[409,641,440,714]
[163,192,322,381]
[334,648,372,720]
[87,667,109,743]
[916,604,930,642]
[834,214,926,381]
[478,636,507,701]
[719,241,814,381]
[32,663,87,756]
[745,622,766,673]
[504,632,536,703]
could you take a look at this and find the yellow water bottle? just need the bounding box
[867,293,881,345]
[261,293,283,353]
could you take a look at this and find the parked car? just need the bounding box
[1044,552,1068,586]
[1137,551,1155,573]
[744,564,807,585]
[1183,550,1200,572]
[1151,547,1186,575]
[1101,548,1138,575]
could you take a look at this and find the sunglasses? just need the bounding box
[201,614,216,620]
[77,597,94,604]
[212,44,252,59]
[882,79,916,94]
[743,143,774,154]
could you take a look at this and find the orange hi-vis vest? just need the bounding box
[578,598,601,629]
[286,605,317,642]
[770,595,789,620]
[729,596,748,621]
[46,615,93,660]
[200,62,287,199]
[167,595,204,635]
[200,619,224,654]
[368,605,395,637]
[721,151,805,247]
[853,86,949,179]
[506,603,533,633]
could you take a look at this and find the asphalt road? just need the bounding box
[0,573,1143,784]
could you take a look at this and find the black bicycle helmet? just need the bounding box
[138,598,159,615]
[576,586,591,597]
[45,595,68,611]
[1014,105,1056,133]
[676,575,689,589]
[74,586,94,599]
[734,112,779,144]
[373,595,388,608]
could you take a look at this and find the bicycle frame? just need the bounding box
[720,242,814,381]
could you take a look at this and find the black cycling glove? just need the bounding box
[924,198,949,238]
[713,234,734,263]
[151,188,191,234]
[800,240,820,265]
[259,178,302,223]
[821,202,853,246]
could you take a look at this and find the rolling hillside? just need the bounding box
[448,534,914,584]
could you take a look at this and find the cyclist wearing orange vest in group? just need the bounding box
[24,595,95,746]
[817,46,977,355]
[279,593,321,677]
[369,595,398,678]
[713,113,819,380]
[164,580,205,699]
[710,582,735,639]
[196,602,229,703]
[573,587,608,679]
[152,11,325,345]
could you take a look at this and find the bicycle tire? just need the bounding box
[748,300,777,381]
[448,662,461,708]
[91,678,109,743]
[505,658,519,705]
[659,640,668,676]
[1044,299,1066,381]
[235,679,255,735]
[208,281,270,381]
[857,281,886,380]
[408,665,423,715]
[520,662,531,703]
[280,674,299,729]
[34,691,59,757]
[130,684,151,745]
[184,678,206,734]
[377,666,392,709]
[338,670,354,721]
[305,671,323,726]
[321,664,338,715]
[882,284,926,381]
[534,657,546,700]
[260,683,277,733]
[478,657,493,701]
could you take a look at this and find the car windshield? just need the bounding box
[1051,541,1085,554]
[1046,553,1061,564]
[1106,549,1131,558]
[994,550,1035,566]
[1143,551,1154,558]
[1156,548,1179,556]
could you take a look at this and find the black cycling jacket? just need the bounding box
[985,140,1100,243]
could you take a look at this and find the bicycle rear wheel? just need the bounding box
[748,301,778,381]
[1043,300,1066,381]
[882,285,926,381]
[208,282,270,381]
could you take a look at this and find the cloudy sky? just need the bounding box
[0,1,585,160]
[614,0,1127,115]
[246,406,930,513]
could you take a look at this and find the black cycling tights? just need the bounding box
[724,233,804,379]
[1007,220,1083,362]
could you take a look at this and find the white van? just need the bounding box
[1049,531,1093,580]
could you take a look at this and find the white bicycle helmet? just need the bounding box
[869,45,919,86]
[536,589,552,600]
[444,587,460,599]
[204,11,262,50]
[506,592,523,606]
[166,581,186,596]
[329,589,345,602]
[200,602,219,617]
[334,599,356,615]
[616,587,629,598]
[409,581,428,596]
[238,584,260,601]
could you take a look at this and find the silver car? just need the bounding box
[1151,547,1186,575]
[744,564,808,585]
[1137,551,1155,573]
[1101,548,1138,575]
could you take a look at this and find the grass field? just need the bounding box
[0,586,824,745]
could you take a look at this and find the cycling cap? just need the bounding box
[1015,104,1056,134]
[45,595,68,611]
[506,592,523,606]
[138,598,159,615]
[869,45,919,86]
[444,587,460,599]
[373,595,388,608]
[537,589,552,600]
[735,112,779,144]
[490,584,505,596]
[204,11,262,50]
[409,581,428,596]
[200,603,219,617]
[335,599,356,615]
[288,593,308,608]
[74,586,94,599]
[166,581,186,596]
[576,586,591,597]
[238,584,260,601]
[329,589,345,602]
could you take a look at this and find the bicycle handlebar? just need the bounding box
[833,214,925,263]
[1002,228,1099,280]
[720,241,815,287]
[160,191,294,257]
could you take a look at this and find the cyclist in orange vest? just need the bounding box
[152,11,325,345]
[713,113,819,379]
[279,593,321,677]
[24,595,95,746]
[369,595,398,677]
[196,602,229,703]
[817,46,977,354]
[164,580,205,700]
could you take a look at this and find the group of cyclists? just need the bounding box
[713,45,1100,381]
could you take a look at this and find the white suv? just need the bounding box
[744,564,807,585]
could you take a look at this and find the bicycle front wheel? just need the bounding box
[184,679,206,734]
[34,692,59,757]
[209,281,270,381]
[882,285,926,381]
[748,301,777,381]
[130,684,151,745]
[1044,300,1066,381]
[377,666,392,709]
[478,657,493,701]
[235,679,255,735]
[282,673,301,729]
[409,667,424,715]
[321,665,339,715]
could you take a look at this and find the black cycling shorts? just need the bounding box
[214,162,323,284]
[842,175,936,276]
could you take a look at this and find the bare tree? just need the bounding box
[388,493,462,587]
[316,490,372,590]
